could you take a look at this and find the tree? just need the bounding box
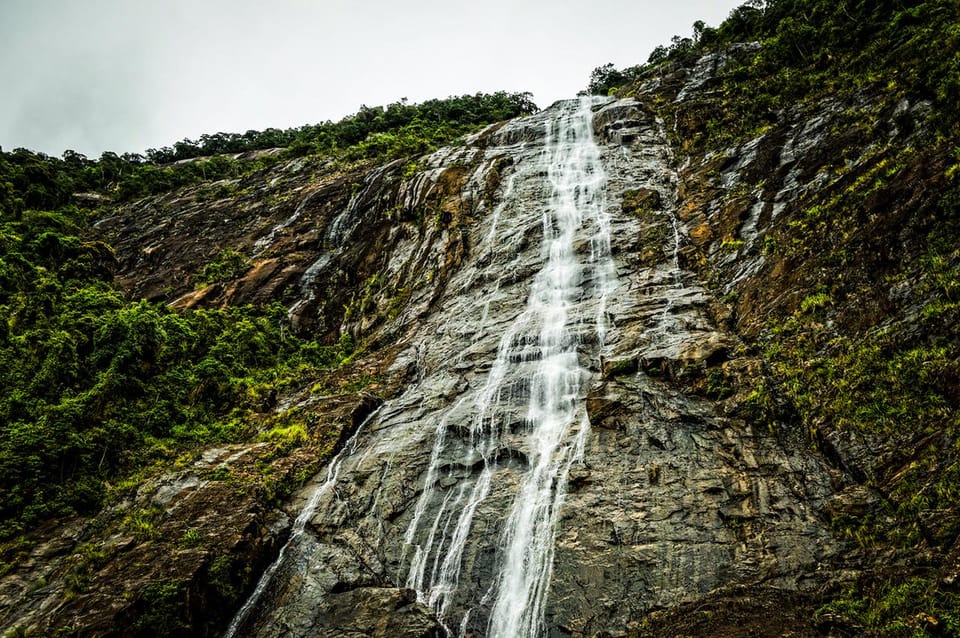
[587,63,628,96]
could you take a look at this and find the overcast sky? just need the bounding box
[0,0,743,158]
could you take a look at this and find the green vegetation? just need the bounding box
[816,576,960,637]
[589,0,960,148]
[0,92,537,206]
[133,579,188,636]
[0,200,354,543]
[585,63,633,96]
[142,91,536,163]
[764,298,960,549]
[198,248,250,285]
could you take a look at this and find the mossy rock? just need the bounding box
[622,188,662,216]
[603,357,639,378]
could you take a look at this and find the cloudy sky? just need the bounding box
[1,0,743,158]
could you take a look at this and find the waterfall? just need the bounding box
[402,96,615,637]
[210,95,834,638]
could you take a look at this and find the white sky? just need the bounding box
[0,0,743,157]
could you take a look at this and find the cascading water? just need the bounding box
[402,96,615,637]
[213,95,837,638]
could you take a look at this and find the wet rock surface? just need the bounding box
[312,587,444,638]
[0,443,291,636]
[221,97,843,638]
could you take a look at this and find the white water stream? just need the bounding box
[402,96,615,638]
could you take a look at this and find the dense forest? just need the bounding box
[0,91,536,207]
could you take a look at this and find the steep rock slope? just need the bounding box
[211,97,842,637]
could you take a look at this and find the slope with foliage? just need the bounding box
[589,0,960,635]
[0,91,535,558]
[0,202,355,542]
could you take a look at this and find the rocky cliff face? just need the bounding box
[3,40,957,638]
[209,95,842,638]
